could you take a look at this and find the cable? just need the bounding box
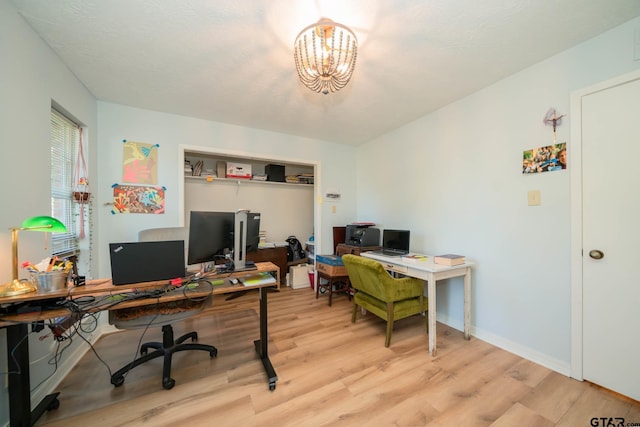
[31,335,72,392]
[71,315,114,378]
[180,278,214,303]
[0,329,30,376]
[117,306,160,382]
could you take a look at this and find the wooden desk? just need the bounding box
[0,262,279,427]
[247,246,287,285]
[360,252,472,357]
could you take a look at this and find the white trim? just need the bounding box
[569,68,640,381]
[437,313,570,375]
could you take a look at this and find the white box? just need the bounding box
[289,263,311,289]
[226,162,252,179]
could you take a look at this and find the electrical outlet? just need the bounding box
[528,190,541,206]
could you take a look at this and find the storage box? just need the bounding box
[226,162,252,179]
[316,254,347,276]
[289,263,311,289]
[216,161,226,178]
[265,164,285,182]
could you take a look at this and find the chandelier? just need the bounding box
[293,18,358,95]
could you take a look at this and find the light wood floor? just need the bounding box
[37,286,639,427]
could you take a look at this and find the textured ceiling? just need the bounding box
[10,0,640,145]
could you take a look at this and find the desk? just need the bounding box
[0,262,279,427]
[360,252,472,357]
[246,246,287,285]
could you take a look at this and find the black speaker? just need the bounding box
[265,164,285,182]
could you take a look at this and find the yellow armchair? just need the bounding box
[342,254,427,347]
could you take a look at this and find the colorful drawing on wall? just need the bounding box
[522,142,567,174]
[112,184,165,214]
[122,140,159,184]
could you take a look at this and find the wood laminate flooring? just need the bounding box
[36,286,639,426]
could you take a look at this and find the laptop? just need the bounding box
[370,229,410,257]
[109,240,186,285]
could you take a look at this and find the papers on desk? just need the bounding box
[239,272,277,287]
[401,254,428,263]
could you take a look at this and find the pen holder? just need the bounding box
[31,271,69,293]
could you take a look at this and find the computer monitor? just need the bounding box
[187,210,261,267]
[187,211,234,265]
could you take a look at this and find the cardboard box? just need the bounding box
[289,263,311,289]
[226,162,252,179]
[316,254,347,276]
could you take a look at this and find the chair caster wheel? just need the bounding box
[269,382,276,391]
[163,378,175,390]
[210,349,217,357]
[111,376,125,387]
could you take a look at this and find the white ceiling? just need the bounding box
[10,0,640,145]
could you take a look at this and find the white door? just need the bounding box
[581,76,640,401]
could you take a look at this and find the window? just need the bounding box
[50,108,79,257]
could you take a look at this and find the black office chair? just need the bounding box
[109,299,217,390]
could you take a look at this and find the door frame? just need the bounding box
[569,68,640,380]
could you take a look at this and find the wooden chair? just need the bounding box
[315,270,350,306]
[332,226,346,254]
[342,254,427,347]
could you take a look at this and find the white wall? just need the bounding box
[185,179,314,244]
[357,17,640,373]
[96,102,358,279]
[0,0,98,423]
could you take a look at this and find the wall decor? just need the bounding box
[111,184,165,214]
[522,108,568,174]
[522,142,567,174]
[122,139,159,184]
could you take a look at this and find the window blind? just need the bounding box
[50,108,79,257]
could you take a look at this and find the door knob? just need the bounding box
[589,249,604,260]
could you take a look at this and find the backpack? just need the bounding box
[286,235,306,262]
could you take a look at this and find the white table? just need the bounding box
[360,252,472,356]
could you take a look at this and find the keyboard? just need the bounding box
[369,249,407,257]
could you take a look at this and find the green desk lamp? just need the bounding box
[0,216,67,297]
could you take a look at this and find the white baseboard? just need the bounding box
[437,313,571,377]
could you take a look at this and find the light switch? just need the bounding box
[528,190,541,206]
[331,205,337,214]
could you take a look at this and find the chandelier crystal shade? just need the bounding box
[294,18,358,95]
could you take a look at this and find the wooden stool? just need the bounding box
[315,271,351,306]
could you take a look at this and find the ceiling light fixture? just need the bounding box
[294,18,358,95]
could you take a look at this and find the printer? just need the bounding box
[345,224,380,247]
